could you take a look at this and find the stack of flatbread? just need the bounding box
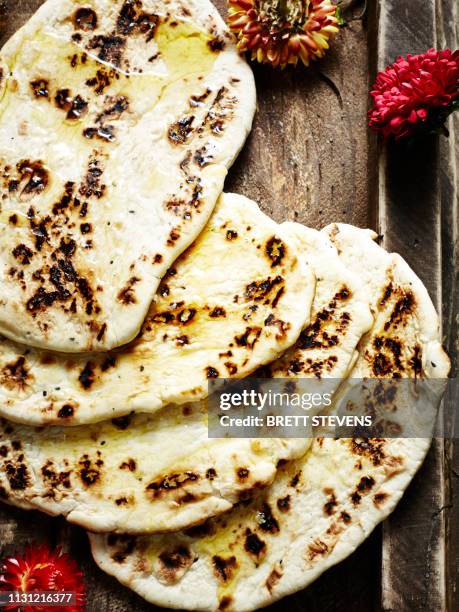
[0,0,450,610]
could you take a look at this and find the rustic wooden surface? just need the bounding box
[0,0,457,610]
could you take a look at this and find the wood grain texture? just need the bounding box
[377,1,457,611]
[223,1,374,230]
[436,3,459,612]
[0,0,456,611]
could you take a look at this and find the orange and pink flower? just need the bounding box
[228,0,340,69]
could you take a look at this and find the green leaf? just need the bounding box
[335,5,346,26]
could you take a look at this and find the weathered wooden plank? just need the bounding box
[218,0,373,231]
[377,1,450,610]
[436,3,459,612]
[0,0,43,44]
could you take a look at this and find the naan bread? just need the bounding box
[0,193,315,425]
[89,438,432,611]
[265,224,373,380]
[323,223,450,380]
[0,403,309,534]
[89,226,449,611]
[0,0,256,352]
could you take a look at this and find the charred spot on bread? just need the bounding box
[117,277,140,305]
[83,125,116,142]
[1,356,33,392]
[77,453,102,486]
[323,491,338,516]
[384,291,415,331]
[17,160,49,200]
[155,545,194,584]
[380,282,393,305]
[218,596,233,611]
[266,237,285,267]
[119,458,136,471]
[57,404,74,418]
[95,95,129,124]
[350,438,386,466]
[351,475,376,504]
[111,415,131,430]
[115,496,130,505]
[277,495,291,512]
[30,79,49,98]
[373,492,388,507]
[224,361,238,375]
[207,37,225,52]
[226,229,238,240]
[168,116,194,145]
[4,461,30,490]
[212,555,237,582]
[410,345,422,376]
[12,244,33,265]
[257,503,279,533]
[357,475,375,492]
[209,306,226,318]
[244,276,283,302]
[108,535,136,563]
[206,366,219,379]
[237,467,249,481]
[266,566,283,593]
[335,286,351,301]
[78,361,96,389]
[146,471,199,498]
[244,528,266,558]
[87,34,126,68]
[41,459,71,491]
[73,7,98,31]
[234,326,261,349]
[66,95,88,120]
[116,0,159,42]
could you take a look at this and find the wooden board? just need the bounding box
[0,0,457,610]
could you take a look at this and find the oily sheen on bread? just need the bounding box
[89,225,449,611]
[0,402,309,534]
[0,0,255,352]
[0,193,315,425]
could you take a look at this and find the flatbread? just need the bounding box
[265,224,373,381]
[89,437,432,611]
[0,193,315,425]
[89,226,449,611]
[323,223,450,380]
[0,0,256,352]
[0,403,309,534]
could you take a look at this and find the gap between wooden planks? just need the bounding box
[377,1,458,611]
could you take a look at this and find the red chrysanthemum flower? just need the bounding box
[368,48,459,140]
[228,0,340,69]
[0,544,85,612]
